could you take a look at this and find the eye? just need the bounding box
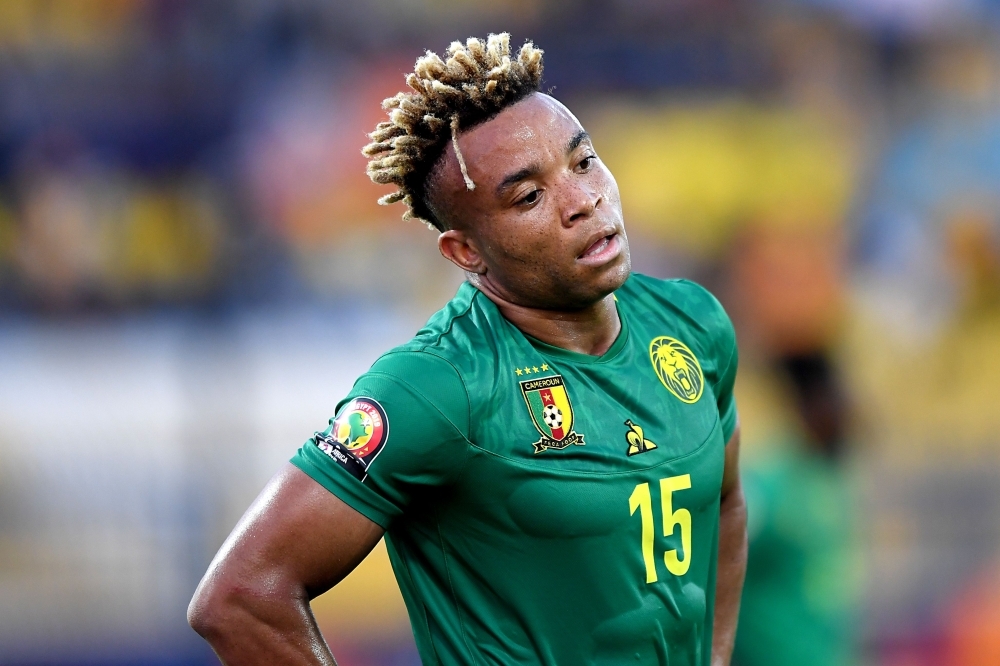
[519,189,541,206]
[578,155,597,171]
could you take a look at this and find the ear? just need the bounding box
[438,229,486,274]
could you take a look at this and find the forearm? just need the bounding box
[188,466,385,664]
[189,582,336,666]
[712,482,748,666]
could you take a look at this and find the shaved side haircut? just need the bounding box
[363,33,543,230]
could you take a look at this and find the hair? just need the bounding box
[362,33,544,231]
[777,350,848,458]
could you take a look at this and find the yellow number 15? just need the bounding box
[628,474,692,583]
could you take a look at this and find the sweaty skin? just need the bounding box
[188,92,747,666]
[432,94,630,355]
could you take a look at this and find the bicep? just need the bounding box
[201,463,384,601]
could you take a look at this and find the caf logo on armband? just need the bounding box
[315,397,389,481]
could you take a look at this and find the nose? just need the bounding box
[562,180,601,227]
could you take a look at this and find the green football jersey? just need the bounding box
[292,273,738,666]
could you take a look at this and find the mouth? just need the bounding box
[577,231,622,265]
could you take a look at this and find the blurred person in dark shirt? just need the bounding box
[734,351,861,666]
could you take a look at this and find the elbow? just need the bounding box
[188,575,238,639]
[188,569,298,641]
[187,583,217,638]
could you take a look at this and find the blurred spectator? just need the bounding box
[945,559,1000,666]
[734,351,862,666]
[855,32,1000,341]
[10,148,224,311]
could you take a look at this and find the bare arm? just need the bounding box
[188,463,384,665]
[712,425,748,666]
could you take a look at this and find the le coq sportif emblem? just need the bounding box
[519,374,585,454]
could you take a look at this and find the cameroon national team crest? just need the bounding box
[649,336,704,404]
[519,375,585,454]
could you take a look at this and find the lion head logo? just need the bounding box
[649,336,704,404]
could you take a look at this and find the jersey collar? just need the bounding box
[521,294,630,365]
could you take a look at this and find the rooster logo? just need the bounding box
[624,419,657,456]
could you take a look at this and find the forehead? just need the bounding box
[459,93,585,175]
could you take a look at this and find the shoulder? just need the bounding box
[623,273,722,311]
[622,274,738,390]
[622,274,733,341]
[356,284,503,437]
[359,349,470,439]
[402,282,499,360]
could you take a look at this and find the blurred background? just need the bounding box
[1,0,999,664]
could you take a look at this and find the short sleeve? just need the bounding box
[291,350,471,528]
[673,279,739,442]
[709,298,739,443]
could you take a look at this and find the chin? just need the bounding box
[594,249,632,293]
[562,253,632,309]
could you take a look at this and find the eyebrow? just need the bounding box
[495,130,593,197]
[496,165,540,197]
[567,130,590,153]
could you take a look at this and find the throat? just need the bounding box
[475,283,622,356]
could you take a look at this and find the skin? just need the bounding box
[715,425,747,666]
[431,93,631,355]
[188,92,747,665]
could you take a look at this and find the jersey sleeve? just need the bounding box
[672,278,739,442]
[291,350,471,528]
[706,291,739,442]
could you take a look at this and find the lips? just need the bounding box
[579,228,616,257]
[582,235,612,258]
[577,231,622,266]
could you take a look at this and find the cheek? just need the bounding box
[483,213,559,265]
[599,165,623,207]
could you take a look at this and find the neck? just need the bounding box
[472,279,622,356]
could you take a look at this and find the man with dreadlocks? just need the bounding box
[189,34,746,666]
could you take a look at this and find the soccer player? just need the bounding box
[188,34,746,666]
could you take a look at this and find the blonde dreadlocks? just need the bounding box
[363,33,544,231]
